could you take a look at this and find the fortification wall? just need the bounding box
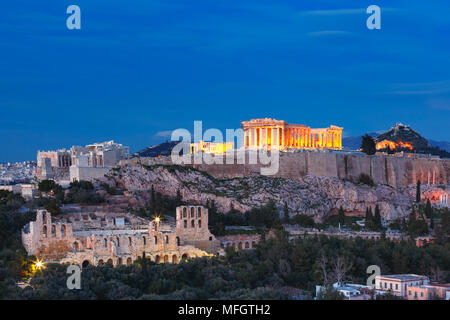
[123,152,449,188]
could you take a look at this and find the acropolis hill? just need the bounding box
[124,151,449,189]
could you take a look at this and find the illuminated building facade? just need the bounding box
[190,140,234,154]
[241,118,343,150]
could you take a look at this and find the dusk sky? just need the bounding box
[1,0,449,162]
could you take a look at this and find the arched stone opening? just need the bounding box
[238,242,242,250]
[51,225,56,237]
[176,237,180,246]
[245,242,249,249]
[163,255,169,263]
[183,207,187,218]
[191,220,195,228]
[182,254,188,261]
[172,255,178,263]
[154,236,158,245]
[118,257,123,265]
[107,258,113,265]
[42,225,47,238]
[126,257,132,266]
[98,259,104,266]
[191,207,195,217]
[155,255,160,263]
[61,225,66,237]
[143,236,147,245]
[165,235,169,244]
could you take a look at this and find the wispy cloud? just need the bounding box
[387,80,450,95]
[154,130,173,138]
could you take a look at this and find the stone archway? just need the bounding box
[98,259,104,266]
[155,255,160,263]
[172,255,178,263]
[118,257,123,265]
[126,257,132,266]
[181,253,188,262]
[107,258,113,265]
[163,255,169,263]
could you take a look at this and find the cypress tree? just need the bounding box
[338,206,345,226]
[416,180,421,203]
[374,204,382,229]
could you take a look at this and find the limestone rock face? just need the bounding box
[101,164,448,222]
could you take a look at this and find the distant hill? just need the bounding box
[343,124,450,157]
[342,132,379,150]
[133,141,181,158]
[429,140,450,153]
[374,123,431,150]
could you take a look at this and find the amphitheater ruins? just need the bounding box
[22,205,223,267]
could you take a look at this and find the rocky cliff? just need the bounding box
[101,164,448,222]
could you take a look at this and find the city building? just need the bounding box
[22,205,222,267]
[37,141,130,183]
[375,274,430,297]
[406,283,450,300]
[315,282,372,300]
[190,140,234,154]
[241,118,343,150]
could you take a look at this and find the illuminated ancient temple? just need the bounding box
[241,118,343,150]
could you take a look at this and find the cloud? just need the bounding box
[387,80,450,95]
[154,130,173,138]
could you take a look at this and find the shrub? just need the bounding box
[358,173,374,186]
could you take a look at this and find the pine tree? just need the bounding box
[416,180,421,203]
[361,134,376,155]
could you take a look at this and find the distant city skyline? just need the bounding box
[1,0,449,162]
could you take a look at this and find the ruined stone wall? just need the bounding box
[22,207,221,267]
[124,152,449,188]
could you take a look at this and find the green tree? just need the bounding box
[44,201,61,216]
[38,180,58,192]
[361,134,376,155]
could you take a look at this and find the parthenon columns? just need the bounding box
[241,119,343,150]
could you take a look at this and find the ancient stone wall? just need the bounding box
[124,151,449,188]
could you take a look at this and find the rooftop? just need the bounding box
[377,274,428,281]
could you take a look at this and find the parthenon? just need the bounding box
[241,118,343,150]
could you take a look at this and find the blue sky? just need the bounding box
[1,0,449,162]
